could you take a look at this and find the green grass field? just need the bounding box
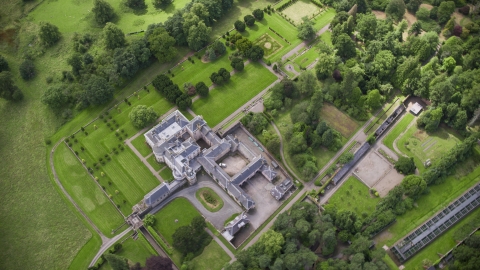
[98,233,157,270]
[191,62,277,127]
[327,176,379,218]
[159,167,174,182]
[379,165,480,247]
[189,240,231,270]
[152,198,201,245]
[147,155,166,171]
[395,124,463,174]
[131,135,152,157]
[320,103,360,138]
[253,33,284,57]
[293,31,333,68]
[403,207,480,270]
[281,0,321,25]
[29,0,191,34]
[54,143,125,234]
[312,8,336,30]
[383,113,415,152]
[196,187,224,212]
[171,50,232,88]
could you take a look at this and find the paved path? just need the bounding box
[205,228,236,262]
[270,121,302,181]
[89,227,133,267]
[50,139,109,244]
[281,24,330,61]
[149,178,242,230]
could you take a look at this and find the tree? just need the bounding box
[175,93,192,110]
[296,71,318,97]
[417,107,443,132]
[85,75,114,106]
[339,152,354,164]
[356,13,377,42]
[125,0,146,9]
[144,256,173,270]
[195,81,209,97]
[41,85,68,110]
[93,0,116,24]
[409,21,422,36]
[297,17,316,40]
[148,27,177,62]
[129,105,158,128]
[386,0,406,22]
[315,53,335,80]
[252,9,264,20]
[416,7,430,20]
[406,0,421,13]
[143,214,156,227]
[394,156,416,175]
[234,20,246,32]
[322,228,337,255]
[230,58,244,71]
[172,216,209,254]
[187,21,211,51]
[39,22,61,47]
[236,38,252,52]
[104,254,128,270]
[288,132,308,154]
[104,23,126,50]
[153,0,173,8]
[245,45,264,61]
[67,53,83,76]
[334,34,356,60]
[365,89,383,110]
[0,55,9,72]
[0,71,23,101]
[372,50,396,80]
[244,15,255,26]
[401,175,426,198]
[442,56,456,73]
[259,230,284,257]
[19,59,36,80]
[437,1,455,24]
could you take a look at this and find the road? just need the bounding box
[89,227,133,267]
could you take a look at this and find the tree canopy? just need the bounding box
[129,105,158,128]
[148,27,177,62]
[92,0,116,25]
[297,17,316,40]
[84,75,114,106]
[0,71,23,101]
[394,156,416,175]
[39,22,62,47]
[104,23,126,50]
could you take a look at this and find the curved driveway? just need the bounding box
[149,176,243,230]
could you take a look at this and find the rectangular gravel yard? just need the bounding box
[191,62,277,127]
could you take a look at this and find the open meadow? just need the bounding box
[327,176,379,219]
[191,62,277,127]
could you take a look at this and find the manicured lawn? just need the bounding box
[152,198,201,245]
[320,30,332,45]
[395,124,463,174]
[312,8,336,30]
[191,62,277,127]
[98,233,157,270]
[54,143,125,235]
[327,176,379,218]
[209,0,278,39]
[190,240,231,270]
[320,103,360,138]
[171,51,232,88]
[380,165,480,247]
[383,113,415,153]
[159,167,174,182]
[281,0,321,25]
[253,33,285,57]
[29,0,191,34]
[69,234,102,270]
[195,187,225,212]
[403,207,480,269]
[131,135,152,157]
[147,155,166,171]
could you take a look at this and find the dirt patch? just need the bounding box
[372,168,404,197]
[420,3,433,10]
[453,11,471,26]
[264,42,272,49]
[320,103,359,138]
[221,154,248,176]
[372,10,386,20]
[413,129,428,141]
[404,11,418,28]
[354,152,392,188]
[199,191,219,209]
[373,230,394,245]
[0,28,17,47]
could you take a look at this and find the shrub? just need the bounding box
[234,20,246,32]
